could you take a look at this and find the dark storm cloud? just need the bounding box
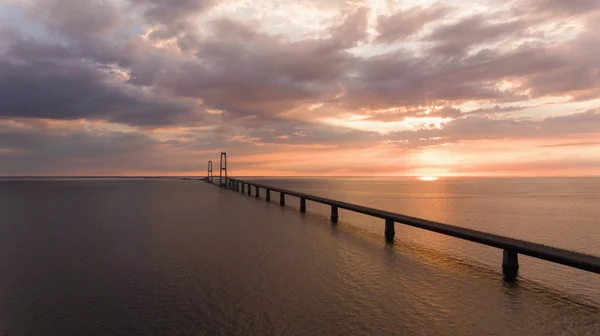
[0,33,201,127]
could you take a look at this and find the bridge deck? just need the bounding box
[223,178,600,277]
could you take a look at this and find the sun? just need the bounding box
[418,176,438,181]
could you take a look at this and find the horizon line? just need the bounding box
[1,175,600,179]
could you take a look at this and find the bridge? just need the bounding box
[204,152,600,281]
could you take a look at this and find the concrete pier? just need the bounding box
[280,193,285,206]
[503,249,519,281]
[300,197,306,212]
[266,189,271,201]
[256,186,260,198]
[385,219,395,242]
[331,205,338,223]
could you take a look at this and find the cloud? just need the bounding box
[375,5,452,44]
[360,105,462,122]
[23,0,122,38]
[0,32,202,127]
[129,0,215,51]
[427,15,531,56]
[463,105,527,116]
[526,0,600,16]
[328,6,370,49]
[244,118,383,147]
[342,25,600,110]
[0,120,155,174]
[128,0,216,25]
[341,50,517,109]
[2,0,600,175]
[539,141,600,148]
[0,117,383,175]
[388,109,600,148]
[126,9,369,118]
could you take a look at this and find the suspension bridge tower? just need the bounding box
[219,152,227,187]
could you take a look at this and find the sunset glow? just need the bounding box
[1,0,600,176]
[418,176,439,181]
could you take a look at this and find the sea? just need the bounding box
[0,177,598,335]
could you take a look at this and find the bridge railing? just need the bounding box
[215,177,600,281]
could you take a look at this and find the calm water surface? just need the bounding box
[0,178,598,335]
[249,177,600,301]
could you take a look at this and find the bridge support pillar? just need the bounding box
[266,189,271,201]
[503,249,519,281]
[280,193,285,206]
[241,183,245,193]
[236,181,239,192]
[256,186,260,198]
[248,184,251,196]
[331,205,338,223]
[300,198,306,212]
[385,219,395,242]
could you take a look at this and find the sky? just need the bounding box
[0,0,599,177]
